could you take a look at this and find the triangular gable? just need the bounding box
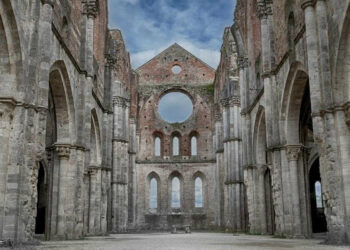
[136,43,215,86]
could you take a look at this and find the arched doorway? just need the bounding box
[309,159,327,233]
[35,163,47,235]
[253,108,275,235]
[44,61,76,239]
[298,81,327,234]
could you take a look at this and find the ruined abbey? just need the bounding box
[0,0,349,246]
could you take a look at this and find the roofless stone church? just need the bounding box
[0,0,349,246]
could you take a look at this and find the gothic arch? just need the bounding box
[0,0,23,96]
[253,106,267,165]
[171,131,182,156]
[280,61,309,144]
[49,60,76,143]
[153,131,164,157]
[335,2,350,105]
[231,23,246,58]
[146,172,161,211]
[90,109,102,165]
[168,171,184,209]
[192,171,207,209]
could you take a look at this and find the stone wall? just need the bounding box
[232,0,350,244]
[0,0,131,242]
[134,44,218,230]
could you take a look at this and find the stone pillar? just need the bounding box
[112,96,130,232]
[89,169,97,235]
[0,102,15,240]
[214,114,225,226]
[259,167,267,234]
[302,0,347,243]
[128,118,137,228]
[37,0,54,107]
[286,145,302,237]
[55,145,71,238]
[221,96,244,232]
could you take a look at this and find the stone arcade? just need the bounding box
[0,0,349,246]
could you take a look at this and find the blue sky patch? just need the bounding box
[108,0,236,68]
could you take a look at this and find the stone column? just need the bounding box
[0,102,15,240]
[286,145,302,237]
[301,0,321,111]
[128,118,137,228]
[302,0,347,243]
[55,145,71,238]
[221,96,244,232]
[38,0,54,107]
[259,166,267,234]
[214,114,225,226]
[112,96,130,232]
[88,168,97,234]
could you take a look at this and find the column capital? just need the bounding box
[301,0,316,10]
[82,0,99,18]
[112,96,130,107]
[229,96,241,106]
[256,0,273,19]
[105,53,117,68]
[215,114,222,122]
[220,98,230,108]
[237,57,249,70]
[129,117,136,124]
[286,145,302,162]
[41,0,55,7]
[55,145,71,159]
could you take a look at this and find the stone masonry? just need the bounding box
[0,0,349,246]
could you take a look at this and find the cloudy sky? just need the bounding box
[108,0,236,69]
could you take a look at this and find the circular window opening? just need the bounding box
[158,92,193,123]
[172,65,182,74]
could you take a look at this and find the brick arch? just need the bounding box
[153,131,164,157]
[171,131,182,156]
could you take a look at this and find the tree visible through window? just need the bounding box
[149,178,157,209]
[155,137,161,156]
[191,136,197,156]
[195,177,203,208]
[173,136,179,156]
[171,177,180,208]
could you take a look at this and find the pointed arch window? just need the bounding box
[195,177,203,208]
[191,136,197,156]
[155,136,161,157]
[315,181,323,208]
[172,136,179,156]
[149,178,158,209]
[171,177,181,208]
